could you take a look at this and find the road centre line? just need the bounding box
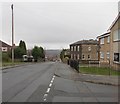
[43,75,55,101]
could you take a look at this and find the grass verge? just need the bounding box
[79,67,120,76]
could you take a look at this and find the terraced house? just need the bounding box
[70,39,99,63]
[97,13,120,70]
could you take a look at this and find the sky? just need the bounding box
[1,0,119,50]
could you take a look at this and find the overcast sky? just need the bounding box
[1,1,119,49]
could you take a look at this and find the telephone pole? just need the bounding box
[11,4,14,64]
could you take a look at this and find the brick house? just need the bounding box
[97,13,120,70]
[97,32,110,65]
[0,40,12,52]
[70,39,99,63]
[109,13,120,70]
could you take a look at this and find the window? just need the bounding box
[74,46,76,51]
[100,38,104,44]
[82,55,85,59]
[88,55,90,59]
[100,52,104,59]
[77,46,80,51]
[107,52,110,59]
[2,47,7,52]
[77,54,79,60]
[71,54,73,59]
[114,53,119,62]
[107,36,110,43]
[88,46,91,51]
[113,29,120,41]
[71,46,73,51]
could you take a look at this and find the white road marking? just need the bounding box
[49,83,52,87]
[51,80,53,83]
[46,88,50,93]
[43,75,55,101]
[44,94,48,98]
[44,99,46,101]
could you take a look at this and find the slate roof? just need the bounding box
[70,39,98,45]
[0,40,11,47]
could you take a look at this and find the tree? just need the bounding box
[19,40,27,55]
[32,46,45,62]
[14,40,27,59]
[39,47,45,58]
[14,46,25,59]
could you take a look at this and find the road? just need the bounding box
[2,62,118,103]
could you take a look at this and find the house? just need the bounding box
[97,13,120,70]
[97,32,110,65]
[0,40,12,52]
[109,13,120,70]
[70,39,99,63]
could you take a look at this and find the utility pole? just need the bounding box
[11,4,14,64]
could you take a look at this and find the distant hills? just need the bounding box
[45,49,61,57]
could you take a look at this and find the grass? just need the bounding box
[2,61,26,67]
[79,67,120,76]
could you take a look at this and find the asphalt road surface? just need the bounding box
[2,62,118,103]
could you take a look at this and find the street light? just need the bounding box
[11,4,14,64]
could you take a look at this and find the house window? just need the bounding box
[107,36,110,43]
[77,46,80,52]
[82,55,85,59]
[77,54,79,60]
[74,46,76,51]
[71,46,73,51]
[114,53,119,62]
[2,47,7,52]
[88,46,91,51]
[100,38,104,44]
[113,29,120,41]
[100,52,104,59]
[107,52,110,59]
[88,55,90,59]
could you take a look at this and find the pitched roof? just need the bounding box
[108,12,120,30]
[70,39,98,45]
[0,40,11,47]
[97,32,110,39]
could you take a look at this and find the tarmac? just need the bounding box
[1,62,119,86]
[54,63,119,86]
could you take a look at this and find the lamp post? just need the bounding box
[11,4,14,64]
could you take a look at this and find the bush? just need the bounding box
[2,52,10,62]
[69,60,79,72]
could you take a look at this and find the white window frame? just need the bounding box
[107,52,110,59]
[100,38,104,44]
[2,47,7,52]
[77,46,80,52]
[100,52,104,59]
[71,54,73,59]
[107,36,110,43]
[88,46,91,51]
[113,29,120,41]
[74,46,76,51]
[71,46,73,51]
[77,54,79,60]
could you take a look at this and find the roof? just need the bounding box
[97,32,110,39]
[70,39,98,45]
[108,12,120,30]
[0,40,11,47]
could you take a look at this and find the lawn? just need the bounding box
[79,67,120,76]
[2,61,26,67]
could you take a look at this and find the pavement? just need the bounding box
[54,63,119,86]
